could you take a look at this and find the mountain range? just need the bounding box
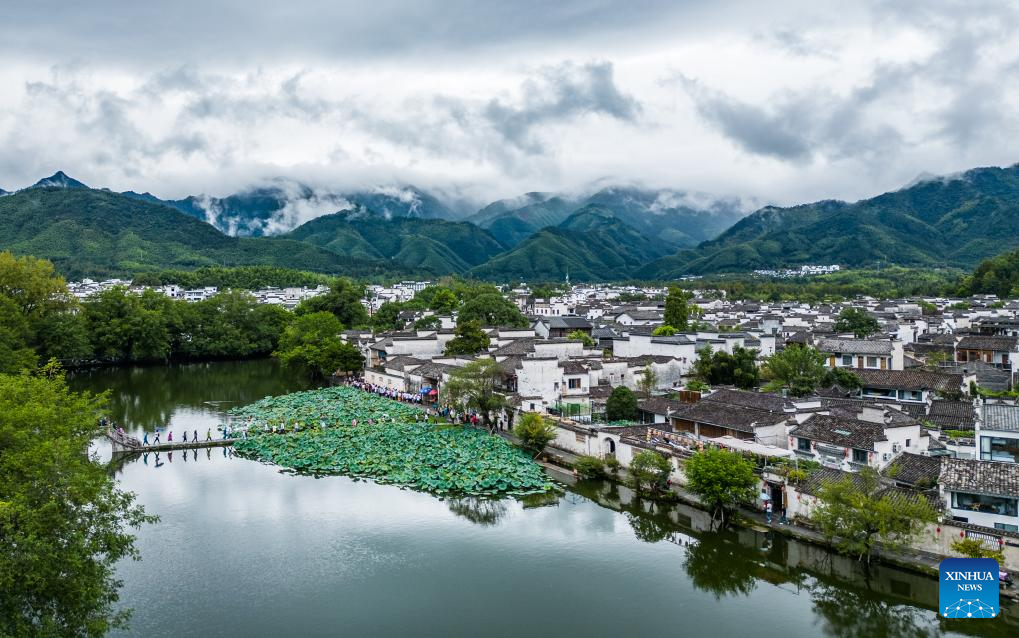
[3,165,1019,282]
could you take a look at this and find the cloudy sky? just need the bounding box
[1,0,1017,208]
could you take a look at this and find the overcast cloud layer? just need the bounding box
[1,0,1017,207]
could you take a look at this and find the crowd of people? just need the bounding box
[345,378,429,404]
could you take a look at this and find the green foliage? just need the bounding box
[918,300,938,315]
[457,292,528,328]
[294,278,369,328]
[131,265,333,289]
[605,386,638,422]
[950,537,1005,563]
[231,389,552,495]
[567,330,595,346]
[573,455,606,479]
[0,366,157,636]
[683,447,757,526]
[763,345,829,396]
[812,467,939,562]
[833,307,880,337]
[664,286,691,331]
[413,315,442,330]
[513,412,557,456]
[637,365,658,396]
[692,345,760,389]
[652,325,677,336]
[629,450,673,494]
[372,301,407,332]
[962,246,1019,297]
[273,312,363,378]
[444,320,491,355]
[686,379,709,393]
[441,359,506,430]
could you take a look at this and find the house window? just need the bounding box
[995,522,1019,533]
[852,448,868,464]
[951,492,1018,516]
[841,354,853,366]
[568,378,582,390]
[797,438,812,452]
[905,438,911,448]
[866,356,879,368]
[980,436,1019,463]
[575,432,587,444]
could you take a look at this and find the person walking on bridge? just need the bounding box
[206,428,212,442]
[143,432,149,445]
[194,429,199,443]
[168,431,173,443]
[182,430,189,443]
[153,431,161,444]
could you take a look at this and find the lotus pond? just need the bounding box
[229,386,555,495]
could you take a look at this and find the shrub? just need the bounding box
[574,455,606,479]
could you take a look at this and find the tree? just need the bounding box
[950,537,1005,563]
[372,301,406,332]
[0,365,157,636]
[295,278,369,328]
[637,365,658,396]
[834,307,880,337]
[692,345,760,390]
[513,412,557,457]
[457,292,528,328]
[652,325,676,336]
[413,315,442,330]
[664,286,691,331]
[629,450,672,494]
[83,288,173,363]
[444,319,490,355]
[428,288,458,315]
[684,447,757,528]
[605,386,638,421]
[0,296,38,373]
[763,345,829,397]
[273,311,361,378]
[441,358,506,432]
[811,467,938,563]
[567,330,595,347]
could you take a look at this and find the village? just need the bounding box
[345,282,1019,572]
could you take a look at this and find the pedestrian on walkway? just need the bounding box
[153,431,161,444]
[182,431,189,443]
[168,431,173,442]
[194,429,198,443]
[143,432,149,445]
[206,428,212,442]
[765,500,773,524]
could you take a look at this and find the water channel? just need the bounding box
[71,359,1016,637]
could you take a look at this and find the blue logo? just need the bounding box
[939,558,999,619]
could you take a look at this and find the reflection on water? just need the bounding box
[88,360,1014,638]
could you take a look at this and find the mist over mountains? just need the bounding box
[4,163,1019,282]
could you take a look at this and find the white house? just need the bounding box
[941,457,1019,534]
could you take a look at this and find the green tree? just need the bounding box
[428,288,458,314]
[684,447,757,528]
[605,386,638,421]
[513,412,557,457]
[413,315,442,330]
[637,365,658,396]
[0,296,38,373]
[652,325,676,336]
[763,345,829,397]
[372,301,406,332]
[629,450,672,494]
[0,365,157,636]
[833,307,880,337]
[693,345,760,390]
[664,286,691,331]
[83,288,172,363]
[457,293,528,328]
[295,278,369,328]
[950,537,1005,563]
[442,358,507,432]
[567,329,595,346]
[811,467,938,563]
[273,312,361,378]
[444,319,490,355]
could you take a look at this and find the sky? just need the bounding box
[1,0,1017,209]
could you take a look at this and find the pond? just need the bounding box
[71,360,1016,637]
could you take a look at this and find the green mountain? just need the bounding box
[467,187,746,249]
[639,165,1019,278]
[285,212,506,275]
[469,206,670,281]
[0,187,401,279]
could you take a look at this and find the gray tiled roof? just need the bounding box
[790,414,888,450]
[816,338,894,355]
[982,402,1019,432]
[882,452,941,487]
[854,369,962,393]
[956,335,1019,352]
[926,400,977,430]
[940,457,1019,496]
